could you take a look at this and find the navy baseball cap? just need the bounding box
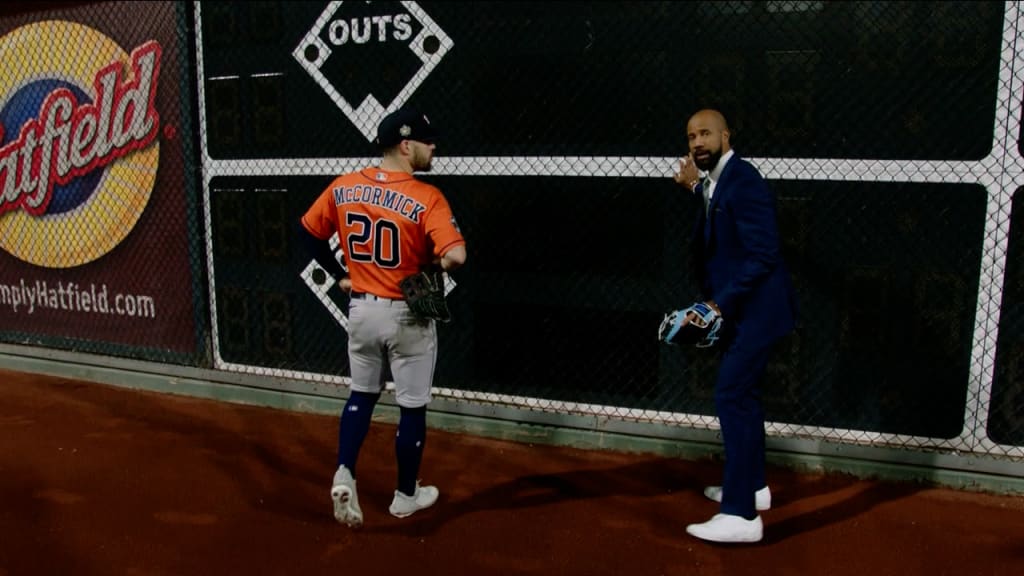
[375,108,438,148]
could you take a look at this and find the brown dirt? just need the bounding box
[1,368,1021,576]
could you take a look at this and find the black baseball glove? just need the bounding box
[399,268,451,323]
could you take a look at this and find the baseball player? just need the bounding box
[298,107,466,527]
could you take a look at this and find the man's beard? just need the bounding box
[412,149,433,172]
[694,148,722,172]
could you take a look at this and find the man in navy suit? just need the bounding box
[672,109,797,543]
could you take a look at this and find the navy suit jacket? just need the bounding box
[692,154,797,349]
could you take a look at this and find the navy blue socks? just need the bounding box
[395,405,427,496]
[336,391,380,476]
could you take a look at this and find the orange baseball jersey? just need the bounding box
[301,168,465,299]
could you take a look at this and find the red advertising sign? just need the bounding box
[0,2,199,356]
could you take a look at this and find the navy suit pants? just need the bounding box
[714,338,773,519]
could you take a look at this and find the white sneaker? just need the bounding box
[703,485,772,511]
[330,465,363,527]
[389,483,439,518]
[686,513,763,543]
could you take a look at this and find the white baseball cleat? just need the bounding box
[389,483,439,518]
[703,485,772,511]
[686,513,763,543]
[331,465,363,527]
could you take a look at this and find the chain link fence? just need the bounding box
[1,1,1022,467]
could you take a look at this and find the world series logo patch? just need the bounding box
[0,21,162,268]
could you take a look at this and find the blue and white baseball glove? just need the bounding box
[658,302,723,348]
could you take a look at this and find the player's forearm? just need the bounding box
[296,221,345,279]
[439,245,466,271]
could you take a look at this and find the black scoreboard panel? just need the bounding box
[209,175,350,376]
[990,188,1024,446]
[208,173,987,438]
[771,180,986,438]
[199,1,1004,160]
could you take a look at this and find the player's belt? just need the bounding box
[351,292,404,303]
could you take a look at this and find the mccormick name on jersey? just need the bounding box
[332,184,427,223]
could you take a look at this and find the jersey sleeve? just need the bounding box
[300,186,338,240]
[423,191,465,257]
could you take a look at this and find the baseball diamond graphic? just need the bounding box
[292,1,453,141]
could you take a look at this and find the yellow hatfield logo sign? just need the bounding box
[0,21,161,268]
